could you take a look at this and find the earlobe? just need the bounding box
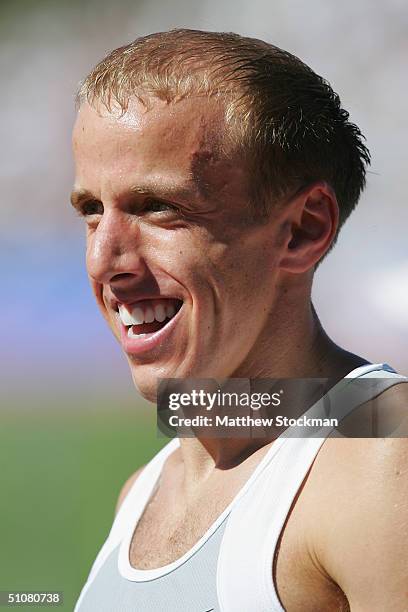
[279,183,339,273]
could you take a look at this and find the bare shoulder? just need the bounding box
[334,379,408,438]
[368,380,408,435]
[296,433,408,550]
[266,384,407,611]
[370,377,408,408]
[306,428,408,609]
[115,466,145,514]
[308,380,408,493]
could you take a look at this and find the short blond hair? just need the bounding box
[77,28,370,230]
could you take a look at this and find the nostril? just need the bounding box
[109,273,144,298]
[111,273,136,283]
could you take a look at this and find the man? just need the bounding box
[72,29,408,611]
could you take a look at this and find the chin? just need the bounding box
[126,351,229,402]
[128,368,158,403]
[128,359,178,404]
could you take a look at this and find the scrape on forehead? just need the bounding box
[73,95,230,198]
[75,95,225,152]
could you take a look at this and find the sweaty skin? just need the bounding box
[72,96,408,611]
[72,97,339,401]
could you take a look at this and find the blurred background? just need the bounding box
[1,0,407,609]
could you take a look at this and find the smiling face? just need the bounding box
[72,96,288,401]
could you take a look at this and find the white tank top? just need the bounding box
[75,363,407,611]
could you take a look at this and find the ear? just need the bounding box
[278,182,339,273]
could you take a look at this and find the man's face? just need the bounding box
[72,96,286,400]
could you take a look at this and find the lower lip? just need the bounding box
[118,305,184,356]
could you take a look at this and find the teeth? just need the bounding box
[118,305,136,326]
[144,306,155,323]
[119,299,181,327]
[118,305,144,325]
[130,306,144,324]
[128,327,147,338]
[154,303,166,322]
[166,303,176,318]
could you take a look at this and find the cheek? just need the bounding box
[147,230,216,285]
[159,230,268,307]
[213,240,279,316]
[213,236,271,281]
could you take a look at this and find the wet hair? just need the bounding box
[77,28,370,241]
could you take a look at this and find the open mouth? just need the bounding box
[118,298,183,338]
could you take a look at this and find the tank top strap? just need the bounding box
[84,438,179,586]
[217,364,408,611]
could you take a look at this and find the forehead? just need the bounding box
[72,96,230,198]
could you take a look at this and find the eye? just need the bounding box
[144,199,179,214]
[81,200,103,216]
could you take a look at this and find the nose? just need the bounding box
[86,209,146,286]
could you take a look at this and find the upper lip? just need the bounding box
[107,294,183,312]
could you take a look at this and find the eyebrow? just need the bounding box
[129,180,200,202]
[70,180,202,210]
[70,188,95,210]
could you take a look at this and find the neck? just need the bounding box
[232,275,362,379]
[177,282,368,479]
